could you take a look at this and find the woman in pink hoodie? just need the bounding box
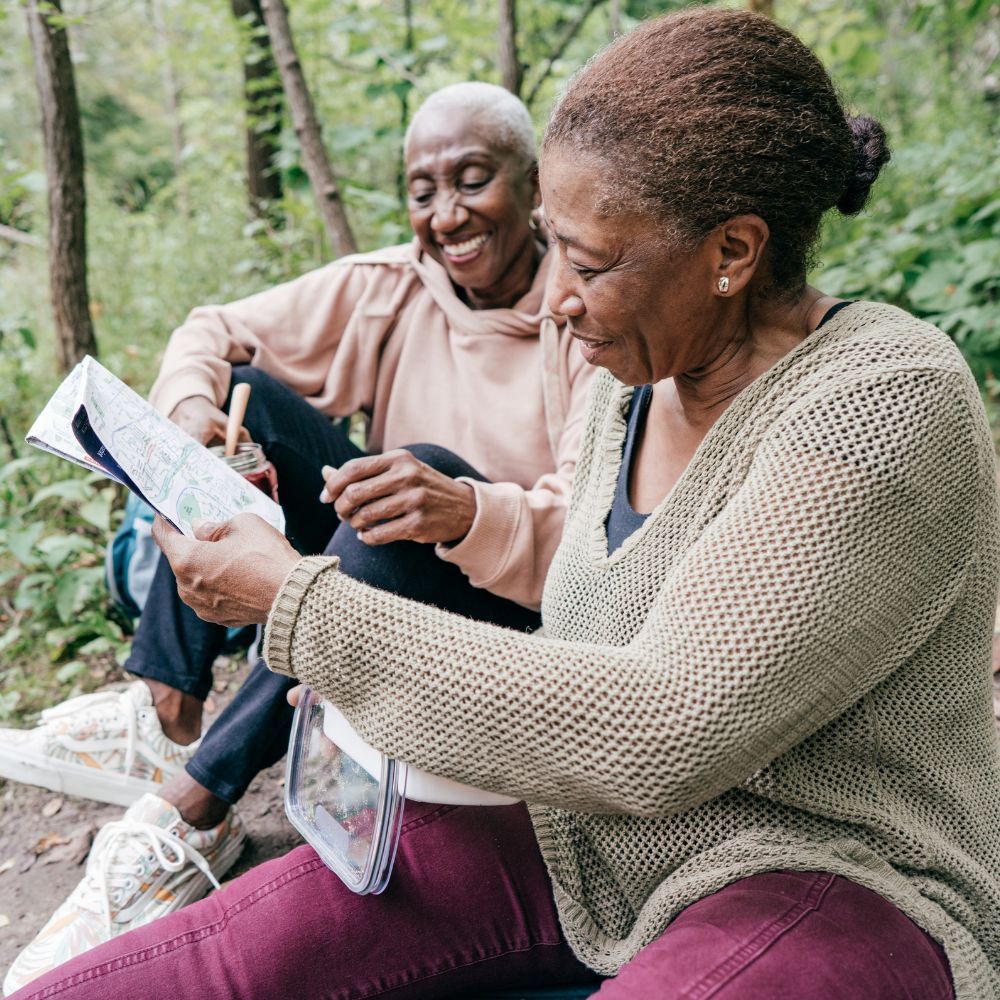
[0,82,593,995]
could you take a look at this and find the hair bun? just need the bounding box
[837,114,891,215]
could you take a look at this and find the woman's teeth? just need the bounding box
[441,233,489,257]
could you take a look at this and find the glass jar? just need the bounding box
[208,441,279,503]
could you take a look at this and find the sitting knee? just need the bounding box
[231,366,279,391]
[402,442,461,474]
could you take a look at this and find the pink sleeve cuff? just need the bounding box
[435,478,523,591]
[149,370,225,418]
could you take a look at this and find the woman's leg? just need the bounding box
[598,870,953,1000]
[7,802,597,1000]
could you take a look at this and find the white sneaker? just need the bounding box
[0,681,199,807]
[2,794,246,996]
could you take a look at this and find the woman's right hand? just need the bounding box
[168,395,242,446]
[287,685,305,708]
[169,396,228,445]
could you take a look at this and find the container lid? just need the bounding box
[322,702,517,807]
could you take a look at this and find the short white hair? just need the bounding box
[405,82,537,167]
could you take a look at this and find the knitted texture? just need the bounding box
[265,302,1000,997]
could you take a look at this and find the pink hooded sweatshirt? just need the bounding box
[149,239,595,610]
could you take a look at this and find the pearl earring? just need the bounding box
[717,276,730,293]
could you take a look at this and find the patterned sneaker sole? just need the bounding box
[0,745,175,808]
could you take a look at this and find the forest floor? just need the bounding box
[0,657,301,973]
[3,638,1000,974]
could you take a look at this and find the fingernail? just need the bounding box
[318,490,329,504]
[321,465,333,476]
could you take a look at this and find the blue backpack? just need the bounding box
[105,495,256,651]
[105,494,159,620]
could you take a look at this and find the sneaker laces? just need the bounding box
[86,817,222,932]
[40,689,140,780]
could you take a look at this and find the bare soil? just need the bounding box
[0,658,302,972]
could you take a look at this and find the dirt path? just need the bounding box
[0,659,302,972]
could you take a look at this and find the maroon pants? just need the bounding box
[9,802,953,1000]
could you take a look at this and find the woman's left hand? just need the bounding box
[320,450,477,546]
[152,514,300,627]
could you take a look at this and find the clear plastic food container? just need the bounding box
[284,687,516,895]
[284,687,406,894]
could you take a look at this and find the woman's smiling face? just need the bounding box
[540,148,720,386]
[406,109,539,307]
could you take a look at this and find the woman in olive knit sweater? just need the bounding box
[13,8,999,1000]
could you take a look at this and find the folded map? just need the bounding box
[26,356,285,537]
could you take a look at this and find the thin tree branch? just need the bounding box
[260,0,357,256]
[525,0,606,109]
[321,51,422,90]
[0,223,44,248]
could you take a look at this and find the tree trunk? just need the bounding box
[396,0,414,211]
[150,0,187,214]
[26,0,98,373]
[497,0,522,97]
[231,0,284,219]
[747,0,775,16]
[609,0,621,39]
[260,0,357,256]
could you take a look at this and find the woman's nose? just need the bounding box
[430,192,469,234]
[548,266,586,318]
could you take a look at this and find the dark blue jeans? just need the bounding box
[126,366,541,804]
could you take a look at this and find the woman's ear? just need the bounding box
[529,161,541,208]
[713,215,770,296]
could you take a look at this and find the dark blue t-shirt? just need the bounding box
[604,301,854,554]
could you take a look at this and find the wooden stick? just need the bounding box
[225,383,252,456]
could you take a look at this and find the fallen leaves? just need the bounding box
[41,796,64,819]
[33,832,69,856]
[43,824,95,867]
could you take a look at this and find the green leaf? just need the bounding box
[56,572,83,624]
[0,457,37,484]
[28,479,93,509]
[77,636,113,655]
[56,660,86,683]
[7,522,43,565]
[36,533,85,570]
[0,626,22,654]
[79,495,111,532]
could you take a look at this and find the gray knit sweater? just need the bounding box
[265,302,1000,998]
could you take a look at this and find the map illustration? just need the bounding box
[27,357,284,537]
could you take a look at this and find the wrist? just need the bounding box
[445,480,477,544]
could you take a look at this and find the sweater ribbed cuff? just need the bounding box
[263,555,341,677]
[435,478,521,588]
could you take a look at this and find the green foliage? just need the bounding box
[0,318,129,721]
[816,131,1000,382]
[0,451,130,721]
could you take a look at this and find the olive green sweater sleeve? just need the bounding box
[264,361,977,817]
